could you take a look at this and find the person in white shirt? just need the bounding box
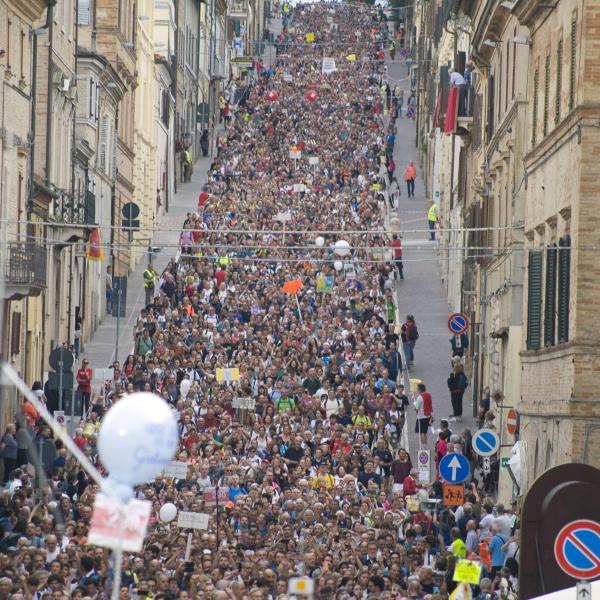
[449,67,468,116]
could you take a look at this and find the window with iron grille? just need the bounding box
[532,66,539,146]
[557,235,571,342]
[544,245,557,346]
[543,53,550,137]
[527,249,543,350]
[569,17,577,111]
[555,39,563,123]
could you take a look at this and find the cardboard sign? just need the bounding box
[308,156,319,166]
[293,183,306,193]
[177,511,210,530]
[232,397,256,410]
[453,559,482,585]
[216,368,239,382]
[347,54,357,61]
[163,461,189,479]
[204,487,230,506]
[405,496,420,512]
[322,58,337,74]
[316,275,334,294]
[88,493,151,552]
[290,150,301,159]
[443,483,465,506]
[371,183,382,191]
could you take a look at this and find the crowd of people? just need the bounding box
[0,3,518,600]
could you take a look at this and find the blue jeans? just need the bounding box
[428,220,436,240]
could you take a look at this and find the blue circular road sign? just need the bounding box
[439,452,470,484]
[448,312,469,334]
[472,428,500,457]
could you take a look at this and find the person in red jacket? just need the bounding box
[76,359,93,415]
[390,234,403,279]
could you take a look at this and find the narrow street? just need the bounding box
[387,58,476,453]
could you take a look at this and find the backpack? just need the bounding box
[408,323,419,341]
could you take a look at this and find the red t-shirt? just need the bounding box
[215,269,227,286]
[390,239,402,259]
[421,391,433,417]
[76,367,92,394]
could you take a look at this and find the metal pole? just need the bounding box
[69,386,75,437]
[58,345,64,412]
[115,288,122,364]
[185,532,193,561]
[215,482,220,549]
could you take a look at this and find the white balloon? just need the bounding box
[97,392,179,487]
[47,501,58,511]
[315,236,325,247]
[334,261,344,272]
[159,502,178,523]
[334,240,351,257]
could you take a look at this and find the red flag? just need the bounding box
[87,228,104,261]
[444,86,459,134]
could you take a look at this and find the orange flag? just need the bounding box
[87,228,104,261]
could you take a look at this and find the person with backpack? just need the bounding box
[404,315,419,365]
[447,361,468,421]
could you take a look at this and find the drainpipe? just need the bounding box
[45,4,55,185]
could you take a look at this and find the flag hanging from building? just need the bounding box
[87,228,104,261]
[444,86,459,134]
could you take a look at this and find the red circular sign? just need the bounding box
[506,409,518,435]
[554,520,600,580]
[447,312,469,335]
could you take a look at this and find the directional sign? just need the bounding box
[439,452,470,484]
[507,408,519,435]
[122,202,140,220]
[554,520,600,580]
[448,312,469,335]
[577,581,591,600]
[443,483,464,506]
[472,428,500,457]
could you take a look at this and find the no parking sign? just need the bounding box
[417,449,430,483]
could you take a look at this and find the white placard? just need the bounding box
[177,511,210,530]
[232,397,256,409]
[283,72,293,82]
[293,183,306,193]
[88,493,151,552]
[289,577,315,596]
[163,461,189,479]
[204,487,230,506]
[308,156,319,165]
[322,58,337,74]
[289,150,301,159]
[417,449,431,483]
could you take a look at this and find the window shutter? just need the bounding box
[543,53,550,137]
[544,245,557,346]
[555,39,563,123]
[487,74,495,141]
[78,0,91,24]
[10,312,21,356]
[532,67,539,146]
[558,235,571,342]
[111,123,117,179]
[569,17,577,111]
[527,249,543,350]
[99,116,108,170]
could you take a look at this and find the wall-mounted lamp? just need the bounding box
[500,1,516,9]
[483,39,499,48]
[512,36,532,46]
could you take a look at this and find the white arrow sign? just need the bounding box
[448,455,462,481]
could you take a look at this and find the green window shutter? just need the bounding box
[544,245,557,346]
[558,235,571,342]
[527,249,543,350]
[543,53,550,137]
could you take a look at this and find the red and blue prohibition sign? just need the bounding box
[553,519,600,580]
[448,312,469,335]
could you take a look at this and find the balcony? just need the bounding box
[53,190,96,226]
[2,244,47,300]
[229,0,248,19]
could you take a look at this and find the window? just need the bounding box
[512,27,517,100]
[557,235,571,342]
[487,74,495,141]
[498,51,502,118]
[543,53,550,136]
[10,312,21,356]
[527,249,543,350]
[6,16,11,71]
[78,0,91,24]
[544,244,557,346]
[555,39,563,123]
[532,66,539,146]
[99,115,108,170]
[506,41,510,111]
[569,16,577,110]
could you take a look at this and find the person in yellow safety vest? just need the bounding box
[143,264,157,307]
[283,2,289,13]
[427,201,438,241]
[183,148,192,182]
[219,95,226,122]
[217,250,230,267]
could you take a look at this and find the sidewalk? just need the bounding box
[386,56,476,453]
[81,153,214,382]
